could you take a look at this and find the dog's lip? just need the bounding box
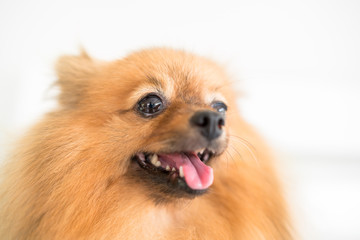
[132,149,215,190]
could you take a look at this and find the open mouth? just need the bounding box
[133,149,215,192]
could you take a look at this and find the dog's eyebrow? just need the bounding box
[146,76,164,89]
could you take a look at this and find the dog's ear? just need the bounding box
[55,50,97,107]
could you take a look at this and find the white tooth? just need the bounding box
[197,148,205,155]
[172,167,176,172]
[155,160,161,167]
[137,153,145,161]
[166,165,170,171]
[179,166,184,177]
[150,154,158,166]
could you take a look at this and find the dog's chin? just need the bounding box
[127,147,222,202]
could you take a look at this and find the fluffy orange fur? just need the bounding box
[0,48,292,239]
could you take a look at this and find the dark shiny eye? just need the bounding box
[211,101,227,113]
[137,94,164,116]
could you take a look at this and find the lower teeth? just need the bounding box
[179,166,184,177]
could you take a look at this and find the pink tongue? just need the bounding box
[158,153,213,190]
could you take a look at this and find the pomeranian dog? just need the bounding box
[0,48,291,239]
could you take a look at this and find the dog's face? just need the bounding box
[57,48,234,201]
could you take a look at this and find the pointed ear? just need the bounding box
[55,50,97,107]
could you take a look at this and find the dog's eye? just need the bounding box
[137,94,164,116]
[211,102,227,113]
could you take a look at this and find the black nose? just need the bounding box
[190,110,225,141]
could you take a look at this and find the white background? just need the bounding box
[0,0,359,239]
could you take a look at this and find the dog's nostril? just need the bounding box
[218,118,225,129]
[190,111,225,141]
[195,115,209,127]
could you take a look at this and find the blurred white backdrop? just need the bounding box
[0,0,359,239]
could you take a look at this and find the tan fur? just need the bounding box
[0,48,292,239]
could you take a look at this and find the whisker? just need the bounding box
[223,149,231,169]
[227,135,259,165]
[228,134,257,153]
[227,143,246,168]
[224,146,240,168]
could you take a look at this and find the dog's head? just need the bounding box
[56,48,236,201]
